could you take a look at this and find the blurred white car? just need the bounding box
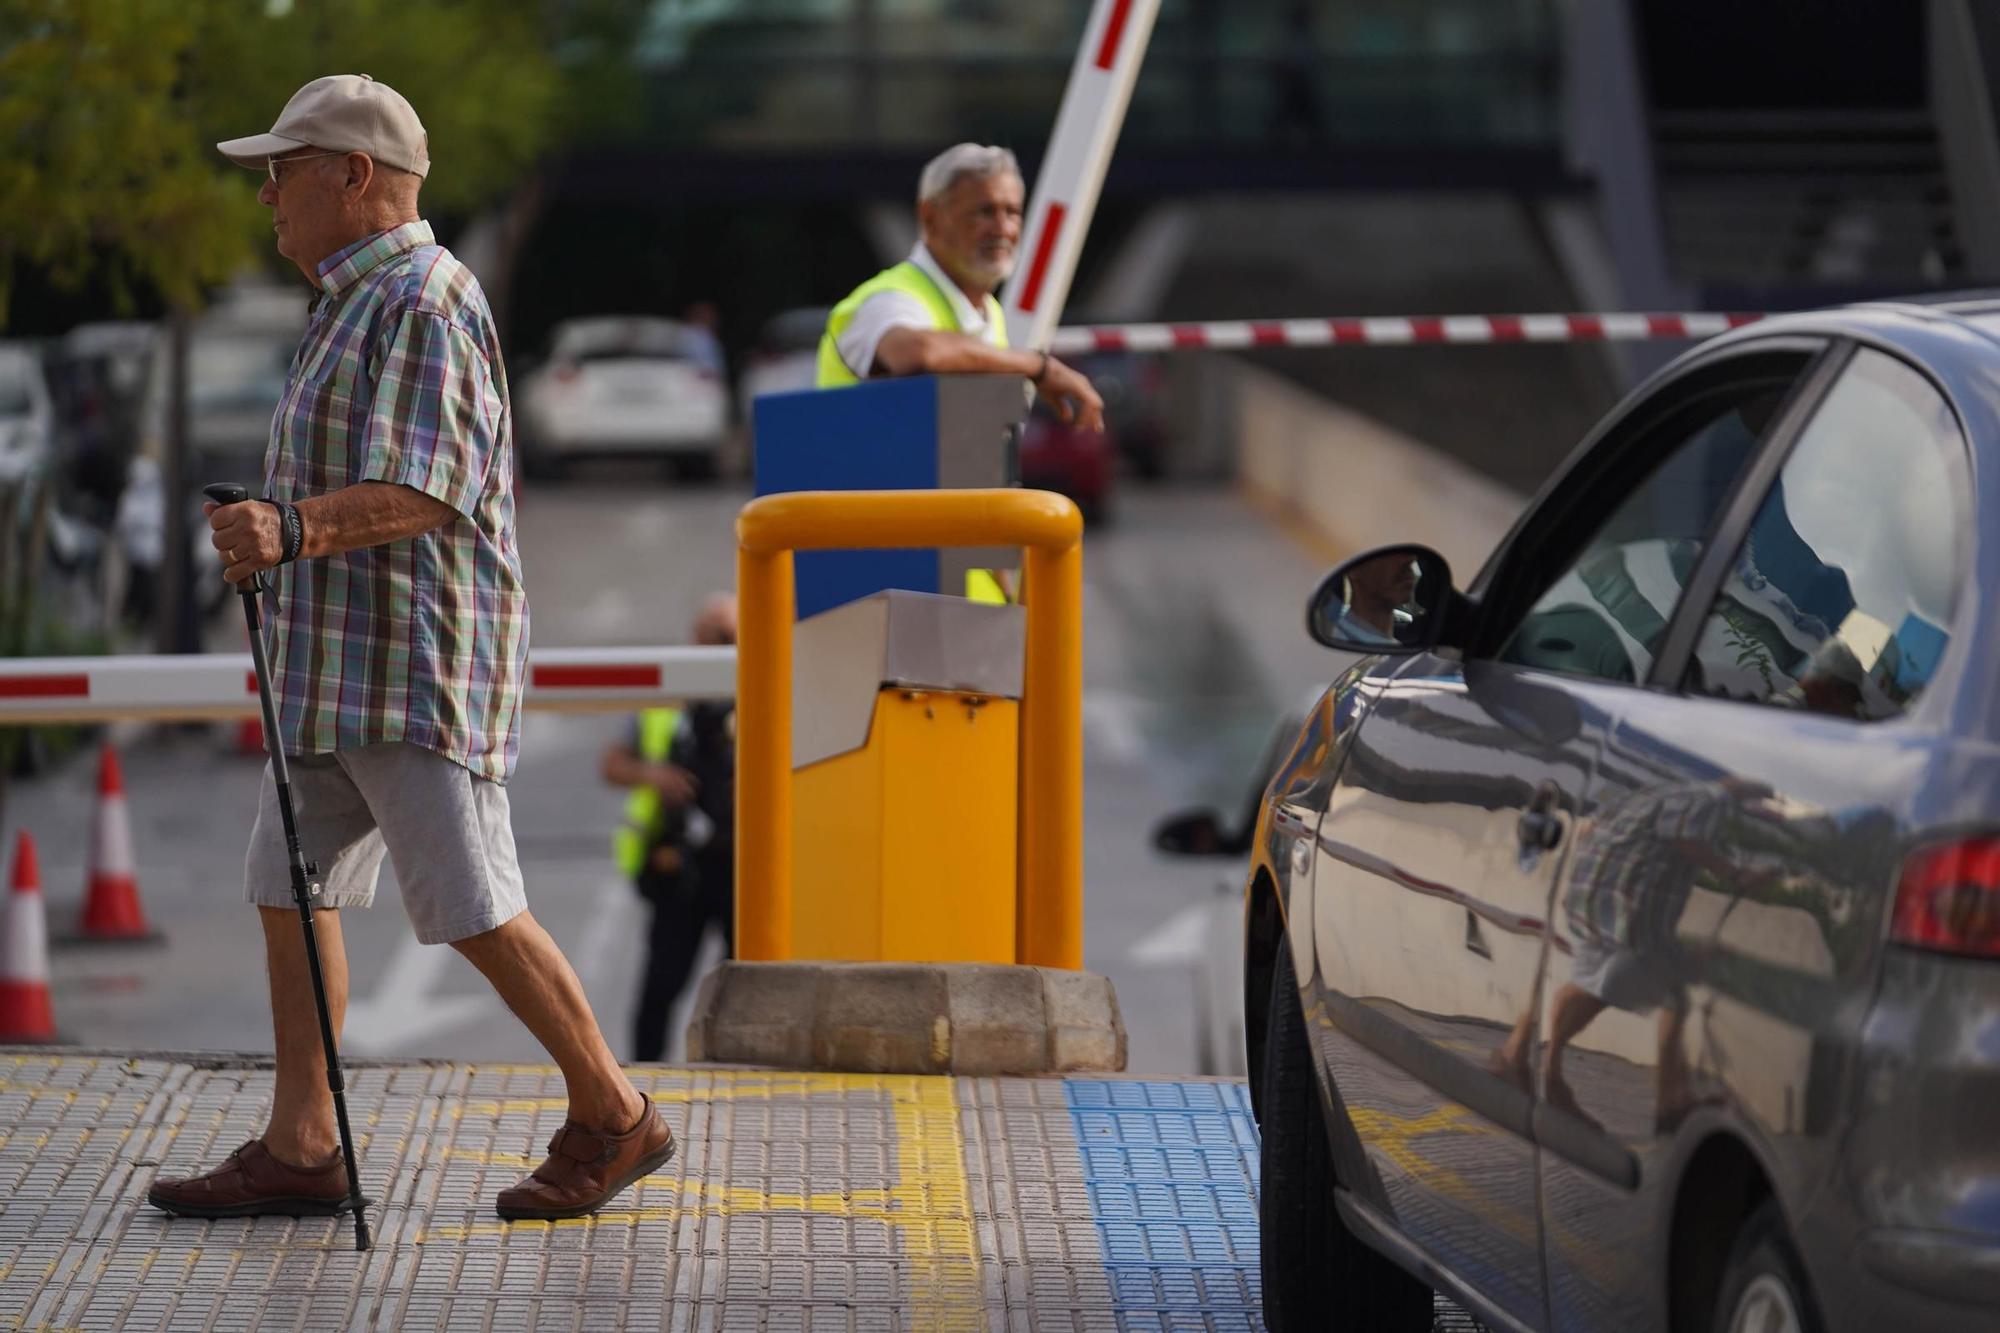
[180,282,307,473]
[737,306,830,422]
[518,316,728,477]
[0,343,54,483]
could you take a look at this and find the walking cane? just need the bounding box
[204,483,371,1252]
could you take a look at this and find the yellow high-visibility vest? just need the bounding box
[816,261,1008,388]
[613,706,681,878]
[818,261,1014,604]
[965,569,1007,604]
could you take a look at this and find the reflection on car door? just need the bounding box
[1304,345,1820,1328]
[1310,659,1612,1328]
[1534,346,1969,1332]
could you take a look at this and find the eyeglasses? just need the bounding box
[266,150,346,186]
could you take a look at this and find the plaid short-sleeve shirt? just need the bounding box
[1562,781,1730,950]
[262,221,529,781]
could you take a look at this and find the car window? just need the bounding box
[1679,349,1964,721]
[763,309,831,353]
[0,359,33,416]
[1495,376,1798,683]
[189,335,292,412]
[556,320,693,363]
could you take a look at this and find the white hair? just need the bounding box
[918,143,1021,205]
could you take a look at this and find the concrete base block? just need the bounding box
[686,961,1126,1075]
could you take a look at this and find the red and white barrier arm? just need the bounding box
[1047,311,1765,356]
[0,646,736,724]
[1004,0,1163,350]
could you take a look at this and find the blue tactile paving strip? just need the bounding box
[1064,1079,1265,1332]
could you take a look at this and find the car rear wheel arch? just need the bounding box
[1667,1132,1789,1333]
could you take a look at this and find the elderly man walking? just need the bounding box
[146,75,671,1223]
[817,143,1104,431]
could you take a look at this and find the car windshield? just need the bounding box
[555,320,694,363]
[761,309,831,354]
[190,335,293,412]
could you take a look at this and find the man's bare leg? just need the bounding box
[451,912,644,1131]
[259,904,346,1167]
[1539,982,1609,1125]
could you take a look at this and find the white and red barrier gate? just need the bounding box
[0,647,736,724]
[1047,311,1765,356]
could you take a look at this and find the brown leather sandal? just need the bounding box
[147,1139,364,1218]
[495,1100,677,1221]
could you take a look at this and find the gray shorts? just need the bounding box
[244,741,528,945]
[1568,935,1684,1015]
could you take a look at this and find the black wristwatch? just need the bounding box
[262,498,305,564]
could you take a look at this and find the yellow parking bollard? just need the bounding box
[735,489,1084,968]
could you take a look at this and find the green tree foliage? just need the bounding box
[0,1,258,318]
[0,0,578,324]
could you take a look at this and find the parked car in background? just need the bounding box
[1076,349,1170,479]
[51,321,160,520]
[0,343,54,483]
[1019,403,1115,524]
[739,305,831,421]
[167,281,307,477]
[1243,299,2000,1333]
[517,316,728,478]
[1151,698,1315,1077]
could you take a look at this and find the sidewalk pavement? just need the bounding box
[0,1050,1266,1332]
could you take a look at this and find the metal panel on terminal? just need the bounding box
[753,373,1025,618]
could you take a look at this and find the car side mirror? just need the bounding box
[1307,544,1455,654]
[1153,808,1232,856]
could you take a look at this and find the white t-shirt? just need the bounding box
[833,243,999,381]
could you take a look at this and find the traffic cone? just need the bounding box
[63,746,164,946]
[235,715,265,756]
[1,832,58,1043]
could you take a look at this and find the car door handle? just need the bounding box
[1517,809,1562,852]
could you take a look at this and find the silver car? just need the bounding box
[0,343,53,482]
[1245,300,2000,1332]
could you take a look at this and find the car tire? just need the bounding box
[1259,944,1434,1332]
[1711,1200,1823,1333]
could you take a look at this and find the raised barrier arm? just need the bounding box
[735,488,1084,969]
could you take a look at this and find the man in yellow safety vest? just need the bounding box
[603,593,738,1061]
[818,144,1105,602]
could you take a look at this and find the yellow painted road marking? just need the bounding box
[422,1069,985,1331]
[1350,1100,1623,1291]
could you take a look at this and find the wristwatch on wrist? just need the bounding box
[1032,350,1051,384]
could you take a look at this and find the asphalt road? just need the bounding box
[7,475,1344,1073]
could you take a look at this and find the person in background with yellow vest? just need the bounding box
[601,593,738,1061]
[817,143,1103,431]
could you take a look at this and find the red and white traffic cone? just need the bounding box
[1,831,59,1043]
[63,746,163,946]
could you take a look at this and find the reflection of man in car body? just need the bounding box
[1332,552,1419,646]
[1491,776,1781,1131]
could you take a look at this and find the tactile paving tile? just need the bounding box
[1061,1079,1264,1332]
[0,1053,1492,1330]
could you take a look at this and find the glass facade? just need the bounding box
[627,0,1562,149]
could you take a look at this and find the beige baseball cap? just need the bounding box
[217,74,430,178]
